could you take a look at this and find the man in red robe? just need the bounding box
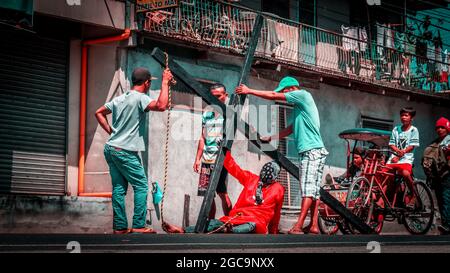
[164,150,285,234]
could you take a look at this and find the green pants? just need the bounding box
[104,144,148,230]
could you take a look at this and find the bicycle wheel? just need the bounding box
[403,181,435,235]
[318,216,339,235]
[345,177,377,234]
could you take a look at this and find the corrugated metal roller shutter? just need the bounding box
[0,28,67,195]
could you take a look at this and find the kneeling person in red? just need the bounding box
[164,150,285,234]
[219,150,285,234]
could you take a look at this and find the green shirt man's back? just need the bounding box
[284,89,324,154]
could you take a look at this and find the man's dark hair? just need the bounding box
[132,67,152,86]
[210,83,226,92]
[400,107,416,118]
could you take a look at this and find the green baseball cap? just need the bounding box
[274,76,300,92]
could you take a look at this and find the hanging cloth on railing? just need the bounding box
[341,25,358,51]
[358,27,368,52]
[258,18,298,62]
[385,24,395,49]
[257,18,281,57]
[394,32,405,52]
[376,23,395,56]
[376,23,385,56]
[341,25,367,53]
[273,21,299,61]
[443,49,449,73]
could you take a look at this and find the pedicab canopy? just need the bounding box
[338,128,391,147]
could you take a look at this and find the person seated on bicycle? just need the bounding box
[386,107,421,209]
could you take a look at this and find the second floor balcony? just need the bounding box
[137,0,450,98]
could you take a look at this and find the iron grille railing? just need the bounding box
[139,0,450,94]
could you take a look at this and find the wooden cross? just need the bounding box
[151,14,373,234]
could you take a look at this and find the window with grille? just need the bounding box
[360,115,393,131]
[277,103,301,209]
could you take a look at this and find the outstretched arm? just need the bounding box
[193,128,206,173]
[235,84,286,101]
[146,69,173,112]
[260,125,293,143]
[224,150,256,187]
[95,106,113,135]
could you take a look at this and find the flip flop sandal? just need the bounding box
[131,227,157,233]
[113,229,131,234]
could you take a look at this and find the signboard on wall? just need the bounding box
[137,0,179,11]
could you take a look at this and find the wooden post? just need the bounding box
[194,14,264,233]
[182,194,190,229]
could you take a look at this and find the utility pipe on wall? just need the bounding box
[78,29,131,198]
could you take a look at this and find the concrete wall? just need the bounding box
[34,0,131,30]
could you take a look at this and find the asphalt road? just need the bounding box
[1,233,449,253]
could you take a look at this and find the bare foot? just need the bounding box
[307,227,320,234]
[162,222,185,233]
[288,225,305,234]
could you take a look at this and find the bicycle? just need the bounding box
[318,128,392,235]
[345,148,435,235]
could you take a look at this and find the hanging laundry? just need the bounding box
[385,24,395,49]
[341,25,358,51]
[273,21,299,61]
[358,27,368,52]
[443,49,449,73]
[341,25,367,52]
[376,23,386,56]
[441,49,449,83]
[257,19,281,58]
[395,32,405,52]
[257,19,299,62]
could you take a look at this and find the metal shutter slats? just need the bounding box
[0,29,67,195]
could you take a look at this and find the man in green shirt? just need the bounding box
[235,76,328,234]
[95,67,173,234]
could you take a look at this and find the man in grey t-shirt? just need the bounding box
[95,67,173,234]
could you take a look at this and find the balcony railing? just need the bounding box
[139,0,450,94]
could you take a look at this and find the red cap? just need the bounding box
[436,117,450,131]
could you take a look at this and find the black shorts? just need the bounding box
[198,163,227,196]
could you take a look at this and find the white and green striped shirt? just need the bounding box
[387,125,420,165]
[201,110,224,164]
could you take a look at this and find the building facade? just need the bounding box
[1,0,449,233]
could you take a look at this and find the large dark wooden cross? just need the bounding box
[151,14,373,234]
